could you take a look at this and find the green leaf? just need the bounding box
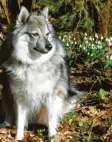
[37,129,45,136]
[62,111,77,123]
[99,88,108,100]
[77,120,84,127]
[104,59,112,70]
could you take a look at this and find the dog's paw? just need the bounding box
[50,137,60,142]
[0,121,11,128]
[48,135,58,142]
[16,135,24,141]
[48,135,55,141]
[50,138,57,142]
[16,130,24,142]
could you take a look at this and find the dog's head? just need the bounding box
[12,6,57,64]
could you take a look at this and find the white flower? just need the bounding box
[64,35,67,38]
[85,40,88,44]
[88,43,91,46]
[108,41,112,46]
[108,37,112,46]
[62,38,65,42]
[87,52,90,55]
[74,41,77,45]
[98,45,102,49]
[106,38,112,46]
[109,37,112,41]
[84,33,87,36]
[83,46,86,50]
[79,44,82,48]
[84,36,88,41]
[110,55,112,60]
[95,33,98,39]
[89,36,92,41]
[98,41,101,45]
[91,44,95,48]
[59,36,61,39]
[100,36,103,40]
[105,38,108,41]
[68,36,71,40]
[66,43,69,46]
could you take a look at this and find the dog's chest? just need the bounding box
[9,64,57,98]
[25,67,54,93]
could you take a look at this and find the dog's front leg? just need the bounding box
[46,96,63,140]
[16,104,28,141]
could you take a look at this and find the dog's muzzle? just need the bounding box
[33,43,52,54]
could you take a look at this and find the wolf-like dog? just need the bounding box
[0,6,84,141]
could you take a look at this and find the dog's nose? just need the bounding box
[45,43,52,51]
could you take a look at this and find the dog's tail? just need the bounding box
[63,84,87,114]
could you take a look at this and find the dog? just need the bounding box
[0,6,84,141]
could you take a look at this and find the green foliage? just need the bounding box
[60,35,77,67]
[37,129,45,136]
[33,0,105,32]
[61,33,112,70]
[34,0,64,12]
[78,34,108,62]
[62,111,77,125]
[76,120,84,127]
[104,57,112,70]
[99,88,109,100]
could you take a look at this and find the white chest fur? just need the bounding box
[7,62,60,105]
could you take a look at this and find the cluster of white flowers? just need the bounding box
[79,33,108,58]
[62,33,112,62]
[61,35,77,50]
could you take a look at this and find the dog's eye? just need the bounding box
[46,32,50,36]
[31,33,39,36]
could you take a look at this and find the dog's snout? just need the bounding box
[45,43,52,51]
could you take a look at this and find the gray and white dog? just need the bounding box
[0,6,84,141]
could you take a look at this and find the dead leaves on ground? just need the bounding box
[0,128,16,142]
[0,100,112,141]
[0,128,74,142]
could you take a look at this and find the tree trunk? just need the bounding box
[7,0,19,21]
[7,0,33,22]
[20,0,32,12]
[96,0,110,37]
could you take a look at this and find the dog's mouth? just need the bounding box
[33,47,48,54]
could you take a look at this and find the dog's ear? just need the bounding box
[18,6,29,24]
[41,6,49,19]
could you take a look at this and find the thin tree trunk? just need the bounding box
[7,0,19,21]
[20,0,32,12]
[7,0,33,22]
[96,0,110,37]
